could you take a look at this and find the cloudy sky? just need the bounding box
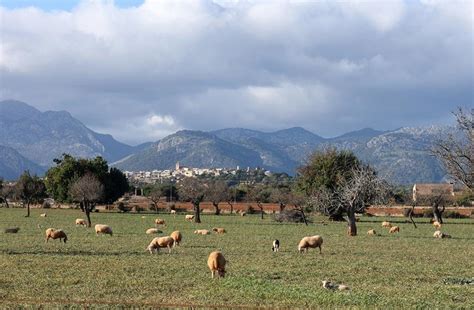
[0,0,472,145]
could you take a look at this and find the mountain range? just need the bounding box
[0,100,448,184]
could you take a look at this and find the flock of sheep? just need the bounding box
[5,212,452,282]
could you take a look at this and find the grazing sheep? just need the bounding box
[146,228,162,235]
[389,226,400,233]
[95,224,113,236]
[298,235,323,253]
[367,229,376,236]
[185,214,195,221]
[207,251,226,278]
[194,229,211,235]
[40,213,47,217]
[170,210,176,215]
[433,230,451,239]
[146,236,174,254]
[433,221,442,229]
[4,227,20,234]
[338,284,350,291]
[212,227,226,234]
[381,221,392,228]
[75,218,87,227]
[45,228,67,243]
[240,211,246,216]
[170,230,182,246]
[272,239,280,252]
[154,218,166,225]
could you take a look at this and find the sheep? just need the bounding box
[298,235,323,253]
[240,211,246,217]
[207,251,226,278]
[433,230,452,239]
[212,227,226,234]
[381,221,392,228]
[170,210,177,215]
[154,218,165,226]
[272,239,280,252]
[389,226,400,233]
[146,236,174,254]
[322,281,349,291]
[146,228,162,234]
[40,213,47,217]
[45,228,67,243]
[95,224,113,236]
[170,230,182,246]
[75,218,87,227]
[4,227,20,234]
[433,221,442,229]
[367,229,376,236]
[194,229,211,235]
[185,214,195,221]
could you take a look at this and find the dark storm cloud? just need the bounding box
[0,0,472,144]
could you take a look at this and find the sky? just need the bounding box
[0,0,472,145]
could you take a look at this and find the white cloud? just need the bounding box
[0,0,471,143]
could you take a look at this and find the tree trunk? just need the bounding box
[153,202,158,214]
[227,202,233,214]
[297,206,308,226]
[25,201,30,217]
[432,204,445,224]
[408,204,417,228]
[194,202,201,223]
[84,200,92,227]
[257,203,264,219]
[213,202,220,215]
[346,209,357,236]
[279,203,285,213]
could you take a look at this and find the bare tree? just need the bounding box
[178,178,206,223]
[205,181,230,215]
[247,184,271,219]
[146,186,162,213]
[15,171,46,217]
[69,173,104,227]
[432,107,473,190]
[290,191,309,226]
[270,187,291,213]
[312,166,389,236]
[0,179,13,208]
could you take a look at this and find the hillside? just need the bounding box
[0,145,46,180]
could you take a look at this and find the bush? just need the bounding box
[444,210,468,219]
[42,200,52,209]
[116,202,129,213]
[274,209,310,223]
[132,205,144,213]
[246,205,255,214]
[167,203,176,211]
[423,209,434,218]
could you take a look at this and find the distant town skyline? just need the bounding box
[0,0,472,145]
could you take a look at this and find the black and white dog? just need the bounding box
[272,239,280,252]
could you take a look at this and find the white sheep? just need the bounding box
[75,218,87,226]
[298,235,323,253]
[170,230,182,246]
[381,221,392,228]
[433,221,442,229]
[146,228,162,234]
[194,229,211,235]
[40,213,47,217]
[146,236,174,254]
[95,224,113,236]
[185,214,195,221]
[45,228,68,243]
[207,251,226,278]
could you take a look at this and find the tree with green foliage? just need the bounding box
[296,148,361,220]
[15,171,47,217]
[45,154,128,205]
[0,178,14,208]
[178,177,206,223]
[69,173,104,227]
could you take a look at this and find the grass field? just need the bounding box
[1,208,473,308]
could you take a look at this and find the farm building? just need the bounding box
[412,183,454,202]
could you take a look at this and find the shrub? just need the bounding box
[246,205,255,214]
[167,203,176,211]
[423,209,434,218]
[444,210,468,219]
[116,202,129,213]
[274,209,310,223]
[42,200,52,209]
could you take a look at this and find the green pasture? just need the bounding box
[0,208,473,308]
